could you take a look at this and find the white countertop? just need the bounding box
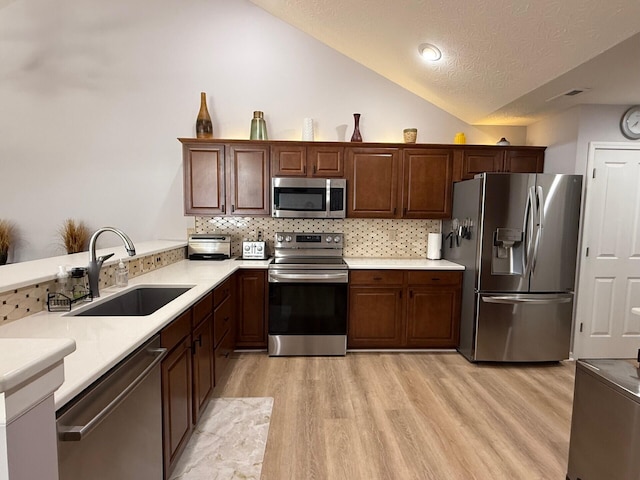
[633,308,640,316]
[0,256,271,410]
[344,257,464,270]
[0,338,76,394]
[0,250,462,410]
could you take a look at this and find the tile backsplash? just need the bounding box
[195,217,441,257]
[0,247,186,326]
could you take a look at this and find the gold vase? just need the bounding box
[196,92,213,139]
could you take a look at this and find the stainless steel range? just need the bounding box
[268,232,348,356]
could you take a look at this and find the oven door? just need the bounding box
[268,270,348,355]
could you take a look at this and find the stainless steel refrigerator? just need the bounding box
[443,173,582,362]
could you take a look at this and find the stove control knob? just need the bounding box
[326,236,333,243]
[277,235,284,242]
[257,245,263,251]
[244,245,251,251]
[285,236,292,242]
[333,236,341,243]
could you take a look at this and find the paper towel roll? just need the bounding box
[427,233,442,260]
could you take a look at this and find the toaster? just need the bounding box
[188,234,231,260]
[242,241,268,260]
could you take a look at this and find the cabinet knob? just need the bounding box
[373,277,382,281]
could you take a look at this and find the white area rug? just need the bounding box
[169,397,274,480]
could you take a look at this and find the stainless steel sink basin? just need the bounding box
[70,285,193,316]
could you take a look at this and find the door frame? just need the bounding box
[572,141,640,359]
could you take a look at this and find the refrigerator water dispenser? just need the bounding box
[492,228,523,275]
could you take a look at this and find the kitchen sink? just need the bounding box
[69,285,193,317]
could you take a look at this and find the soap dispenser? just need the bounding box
[115,259,128,287]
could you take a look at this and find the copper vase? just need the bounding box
[196,92,213,139]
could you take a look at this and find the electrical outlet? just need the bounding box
[389,229,397,241]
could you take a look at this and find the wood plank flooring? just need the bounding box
[214,352,576,480]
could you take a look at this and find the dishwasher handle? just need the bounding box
[58,347,167,442]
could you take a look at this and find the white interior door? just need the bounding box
[573,143,640,359]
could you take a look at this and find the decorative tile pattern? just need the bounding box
[195,216,441,257]
[0,247,187,326]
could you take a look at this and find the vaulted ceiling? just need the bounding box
[250,0,640,126]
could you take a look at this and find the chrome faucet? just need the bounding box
[87,227,136,297]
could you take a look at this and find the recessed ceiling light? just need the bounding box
[418,43,442,62]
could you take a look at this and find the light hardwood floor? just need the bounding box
[214,352,575,480]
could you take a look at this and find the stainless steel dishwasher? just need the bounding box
[56,334,167,480]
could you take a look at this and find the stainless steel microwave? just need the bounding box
[271,177,346,218]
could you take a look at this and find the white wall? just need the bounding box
[0,0,525,262]
[527,104,637,175]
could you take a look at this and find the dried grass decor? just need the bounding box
[0,219,15,264]
[59,219,90,254]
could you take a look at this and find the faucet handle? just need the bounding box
[98,253,115,264]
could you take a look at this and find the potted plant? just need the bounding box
[59,219,90,254]
[0,219,15,265]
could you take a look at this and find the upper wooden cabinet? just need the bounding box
[181,139,545,219]
[182,143,225,215]
[455,146,545,181]
[346,147,400,217]
[402,149,453,219]
[271,144,344,177]
[181,140,270,216]
[228,144,270,216]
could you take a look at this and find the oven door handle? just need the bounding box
[268,272,349,283]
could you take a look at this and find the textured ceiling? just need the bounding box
[249,0,640,126]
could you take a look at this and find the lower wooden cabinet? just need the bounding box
[235,269,267,348]
[213,276,236,384]
[348,269,462,349]
[192,314,213,421]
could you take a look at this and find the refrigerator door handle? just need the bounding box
[523,186,536,276]
[481,295,572,305]
[531,185,545,274]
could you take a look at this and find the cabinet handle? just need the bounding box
[191,334,202,354]
[313,165,317,174]
[303,165,306,174]
[224,316,230,323]
[231,205,235,213]
[393,207,397,215]
[409,290,413,298]
[431,278,441,281]
[221,204,226,214]
[403,207,407,215]
[399,291,402,299]
[224,351,230,358]
[373,277,383,281]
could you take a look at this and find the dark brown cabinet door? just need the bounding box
[460,149,504,180]
[346,148,400,217]
[192,316,213,422]
[347,286,404,348]
[183,144,225,215]
[504,149,544,173]
[236,269,267,348]
[161,337,193,476]
[402,149,453,218]
[228,145,270,216]
[271,145,306,176]
[308,145,345,177]
[406,288,461,348]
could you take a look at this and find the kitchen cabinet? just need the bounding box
[180,140,270,216]
[160,309,194,478]
[348,269,462,349]
[346,147,400,217]
[160,291,216,478]
[348,270,404,348]
[405,271,462,348]
[213,276,235,384]
[191,292,214,422]
[236,269,268,348]
[455,146,545,181]
[402,148,453,218]
[271,144,344,177]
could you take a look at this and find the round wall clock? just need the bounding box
[620,105,640,140]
